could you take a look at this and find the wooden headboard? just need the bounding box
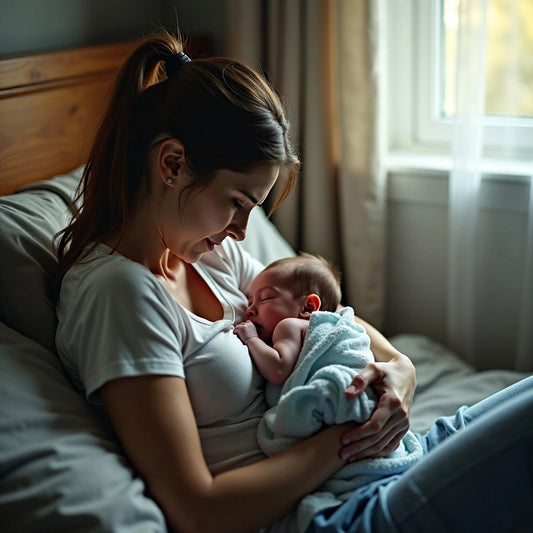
[0,36,212,196]
[0,41,138,196]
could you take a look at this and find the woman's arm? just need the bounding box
[101,375,350,533]
[339,315,416,461]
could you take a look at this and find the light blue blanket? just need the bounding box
[257,307,423,532]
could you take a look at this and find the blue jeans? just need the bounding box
[307,376,533,533]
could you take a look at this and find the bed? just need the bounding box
[0,40,530,531]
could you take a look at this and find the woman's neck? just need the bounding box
[105,201,177,276]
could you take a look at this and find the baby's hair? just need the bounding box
[264,253,342,311]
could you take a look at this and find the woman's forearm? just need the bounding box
[102,375,350,533]
[202,424,348,532]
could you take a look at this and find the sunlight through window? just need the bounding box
[441,0,533,120]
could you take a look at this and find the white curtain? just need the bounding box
[447,0,533,370]
[517,183,533,370]
[226,0,388,328]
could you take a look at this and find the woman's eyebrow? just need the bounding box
[238,189,260,205]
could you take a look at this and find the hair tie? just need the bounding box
[165,51,191,78]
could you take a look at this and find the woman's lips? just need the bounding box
[206,238,221,251]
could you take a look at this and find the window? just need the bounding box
[442,0,533,120]
[388,0,533,160]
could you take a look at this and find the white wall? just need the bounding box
[385,169,530,369]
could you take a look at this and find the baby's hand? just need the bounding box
[234,320,258,344]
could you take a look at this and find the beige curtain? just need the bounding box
[226,0,387,328]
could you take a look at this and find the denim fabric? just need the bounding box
[305,476,400,533]
[307,377,533,533]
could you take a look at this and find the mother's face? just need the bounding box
[162,164,279,263]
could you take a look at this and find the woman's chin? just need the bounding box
[177,250,203,264]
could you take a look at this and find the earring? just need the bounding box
[166,178,173,185]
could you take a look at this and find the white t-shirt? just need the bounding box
[56,239,267,474]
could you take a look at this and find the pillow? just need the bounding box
[390,334,532,433]
[239,206,295,265]
[0,167,82,352]
[0,320,167,532]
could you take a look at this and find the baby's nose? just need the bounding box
[246,305,256,318]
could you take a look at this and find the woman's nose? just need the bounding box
[228,225,246,241]
[226,211,250,241]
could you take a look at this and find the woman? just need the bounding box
[55,31,532,532]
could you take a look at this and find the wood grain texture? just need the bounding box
[0,41,138,195]
[0,36,212,196]
[0,42,138,91]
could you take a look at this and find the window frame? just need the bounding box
[387,0,533,160]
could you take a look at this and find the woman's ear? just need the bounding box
[157,139,186,186]
[299,294,321,318]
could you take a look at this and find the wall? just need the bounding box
[385,169,530,369]
[167,0,226,55]
[0,0,225,56]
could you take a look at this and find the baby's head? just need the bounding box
[246,254,341,343]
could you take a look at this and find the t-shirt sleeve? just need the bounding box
[58,259,185,401]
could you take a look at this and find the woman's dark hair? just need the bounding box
[56,29,299,279]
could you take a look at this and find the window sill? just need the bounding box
[387,150,532,212]
[387,150,532,182]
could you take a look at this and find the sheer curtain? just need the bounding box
[447,0,533,370]
[226,0,388,328]
[518,183,533,370]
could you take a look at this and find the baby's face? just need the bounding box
[245,269,304,343]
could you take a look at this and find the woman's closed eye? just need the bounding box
[233,198,245,210]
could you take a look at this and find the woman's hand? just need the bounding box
[340,353,416,461]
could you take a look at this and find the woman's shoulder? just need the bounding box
[71,244,154,280]
[60,245,166,308]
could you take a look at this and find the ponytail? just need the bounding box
[56,31,183,279]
